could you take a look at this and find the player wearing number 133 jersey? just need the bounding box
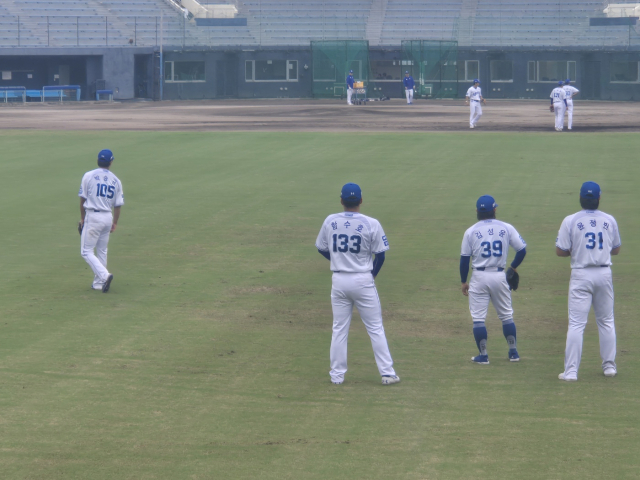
[460,195,527,364]
[315,183,399,386]
[556,181,621,381]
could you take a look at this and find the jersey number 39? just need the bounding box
[333,234,361,254]
[480,240,503,257]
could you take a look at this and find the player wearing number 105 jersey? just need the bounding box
[460,195,527,364]
[78,149,124,292]
[315,183,399,386]
[556,182,621,382]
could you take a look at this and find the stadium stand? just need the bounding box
[0,0,636,48]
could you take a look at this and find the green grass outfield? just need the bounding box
[1,130,639,479]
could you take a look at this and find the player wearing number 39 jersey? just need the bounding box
[556,181,621,382]
[460,195,527,364]
[316,183,399,386]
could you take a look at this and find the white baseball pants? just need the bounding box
[565,100,574,129]
[468,270,513,322]
[405,88,414,104]
[81,211,112,288]
[329,272,396,382]
[347,87,353,105]
[469,101,482,126]
[563,267,616,379]
[554,102,565,130]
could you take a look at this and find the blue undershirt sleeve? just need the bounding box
[510,247,526,269]
[550,98,554,104]
[318,249,331,261]
[372,251,385,277]
[460,256,470,283]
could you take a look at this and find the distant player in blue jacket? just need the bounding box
[346,70,354,105]
[403,71,414,104]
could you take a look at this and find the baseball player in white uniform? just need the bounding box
[550,81,567,131]
[316,183,400,385]
[563,79,579,130]
[556,181,621,381]
[346,70,354,105]
[403,71,415,104]
[460,195,527,364]
[465,79,485,128]
[78,149,124,292]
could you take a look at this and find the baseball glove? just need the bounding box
[78,221,83,235]
[549,105,554,113]
[506,267,519,291]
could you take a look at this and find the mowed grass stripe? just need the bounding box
[0,131,638,479]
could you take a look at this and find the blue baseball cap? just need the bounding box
[405,71,409,74]
[98,149,114,163]
[349,70,353,73]
[580,181,600,199]
[341,183,362,202]
[476,195,497,212]
[558,80,564,86]
[473,78,480,84]
[564,78,571,84]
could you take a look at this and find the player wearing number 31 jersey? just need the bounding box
[556,181,621,381]
[460,195,527,364]
[316,183,399,386]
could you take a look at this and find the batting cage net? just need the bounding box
[401,40,458,99]
[311,40,370,98]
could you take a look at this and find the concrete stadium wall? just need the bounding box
[1,46,639,101]
[0,47,154,100]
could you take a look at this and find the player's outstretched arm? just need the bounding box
[111,206,121,233]
[465,96,470,105]
[372,251,385,278]
[317,249,331,261]
[460,255,470,295]
[511,247,526,269]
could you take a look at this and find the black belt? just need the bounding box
[472,99,480,102]
[92,209,108,213]
[476,267,504,272]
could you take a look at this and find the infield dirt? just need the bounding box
[0,98,638,132]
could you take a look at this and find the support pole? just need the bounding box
[160,11,163,101]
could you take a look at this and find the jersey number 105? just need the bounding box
[333,234,362,254]
[96,183,115,199]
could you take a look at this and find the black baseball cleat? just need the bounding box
[102,274,114,293]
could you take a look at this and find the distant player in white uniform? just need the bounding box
[346,70,354,105]
[460,195,527,364]
[78,149,124,292]
[316,183,399,385]
[556,181,621,381]
[550,81,567,131]
[403,71,415,104]
[465,79,485,128]
[563,79,579,130]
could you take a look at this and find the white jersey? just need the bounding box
[79,168,124,212]
[466,86,482,101]
[551,87,565,104]
[461,219,526,270]
[316,212,389,273]
[556,210,621,269]
[563,85,579,102]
